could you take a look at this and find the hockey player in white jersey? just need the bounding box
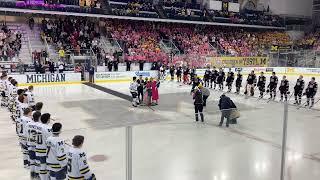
[16,94,30,121]
[0,74,7,107]
[8,79,17,114]
[130,77,139,107]
[36,113,52,180]
[16,107,33,168]
[26,111,42,179]
[25,85,36,110]
[67,135,96,180]
[46,123,67,180]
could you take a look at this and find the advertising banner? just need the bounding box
[95,71,159,82]
[11,73,81,85]
[210,57,269,67]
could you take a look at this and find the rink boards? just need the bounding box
[12,67,320,86]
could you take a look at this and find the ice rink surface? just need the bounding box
[1,74,320,180]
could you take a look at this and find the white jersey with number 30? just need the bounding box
[35,124,52,157]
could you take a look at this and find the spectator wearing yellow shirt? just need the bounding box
[58,47,65,60]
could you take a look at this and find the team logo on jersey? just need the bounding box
[26,74,66,83]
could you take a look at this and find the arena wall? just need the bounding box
[12,67,320,86]
[259,0,313,17]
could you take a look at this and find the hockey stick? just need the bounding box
[257,90,268,101]
[297,100,309,110]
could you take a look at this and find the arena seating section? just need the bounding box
[0,24,22,61]
[162,0,207,21]
[40,18,101,57]
[109,0,159,18]
[297,31,320,50]
[103,19,290,65]
[0,0,284,27]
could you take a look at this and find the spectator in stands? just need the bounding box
[58,60,64,73]
[17,59,24,74]
[48,60,55,73]
[58,47,65,61]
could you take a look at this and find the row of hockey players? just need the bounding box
[202,68,318,108]
[0,72,96,180]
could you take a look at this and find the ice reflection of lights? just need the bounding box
[212,172,228,180]
[287,151,302,162]
[254,161,268,174]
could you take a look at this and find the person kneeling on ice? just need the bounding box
[218,94,239,127]
[129,77,139,107]
[198,84,210,107]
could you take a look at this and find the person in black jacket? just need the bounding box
[193,87,204,122]
[48,60,55,73]
[176,66,182,82]
[217,68,225,90]
[136,75,145,103]
[126,60,131,71]
[257,72,266,98]
[169,65,175,81]
[218,94,236,127]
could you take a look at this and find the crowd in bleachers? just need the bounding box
[105,20,167,62]
[0,25,22,61]
[104,19,290,64]
[296,31,320,50]
[162,0,207,21]
[0,0,285,27]
[110,0,159,18]
[210,10,283,27]
[41,17,101,58]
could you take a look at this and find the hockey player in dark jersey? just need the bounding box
[204,67,211,87]
[225,71,235,92]
[216,68,225,90]
[304,77,318,108]
[279,75,290,102]
[210,67,219,89]
[244,71,257,96]
[169,65,175,81]
[190,67,196,84]
[268,72,278,100]
[191,76,201,93]
[235,71,243,94]
[293,75,305,105]
[176,66,182,82]
[257,72,266,98]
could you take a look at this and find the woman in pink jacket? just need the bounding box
[150,78,159,105]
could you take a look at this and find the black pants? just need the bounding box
[89,74,94,83]
[306,92,316,106]
[194,104,204,122]
[126,66,131,71]
[203,95,209,107]
[280,90,288,101]
[235,81,241,93]
[170,73,174,80]
[294,89,303,104]
[138,89,144,102]
[258,84,265,97]
[269,85,277,98]
[220,109,231,127]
